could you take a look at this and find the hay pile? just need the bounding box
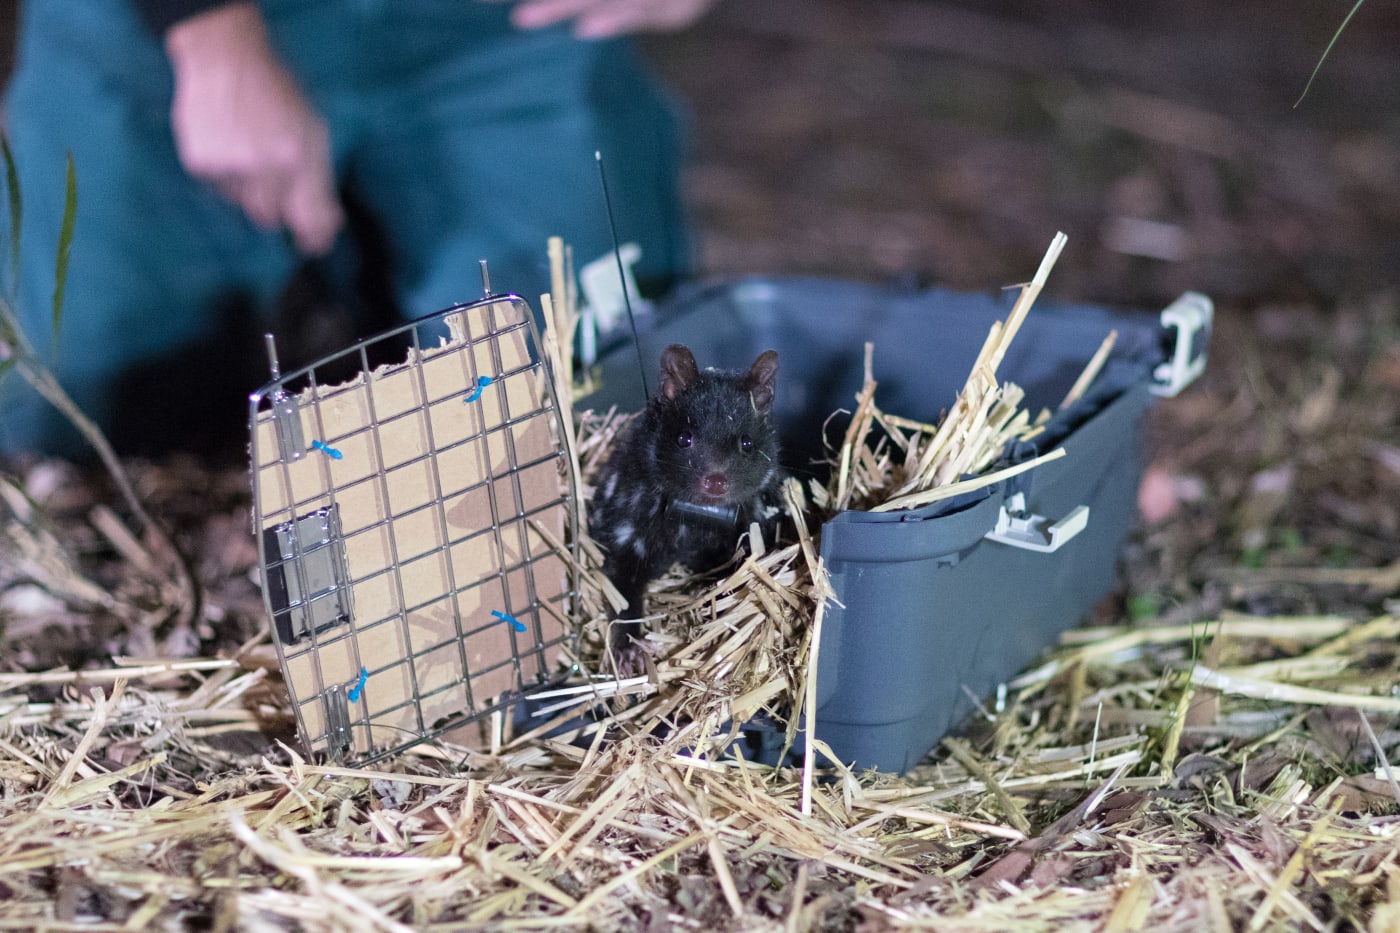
[2,603,1396,929]
[3,239,1399,929]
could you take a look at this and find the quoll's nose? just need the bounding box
[701,472,729,497]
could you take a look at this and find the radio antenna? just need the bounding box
[595,150,650,400]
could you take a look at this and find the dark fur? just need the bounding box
[590,345,783,670]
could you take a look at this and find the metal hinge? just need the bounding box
[263,333,307,461]
[323,683,353,763]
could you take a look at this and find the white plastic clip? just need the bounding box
[1151,291,1212,397]
[579,243,652,336]
[985,492,1090,553]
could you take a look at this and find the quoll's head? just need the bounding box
[653,344,780,504]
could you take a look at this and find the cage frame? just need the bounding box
[248,291,580,766]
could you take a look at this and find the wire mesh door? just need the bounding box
[249,294,578,765]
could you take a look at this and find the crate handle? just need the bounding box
[1151,292,1213,397]
[985,493,1090,553]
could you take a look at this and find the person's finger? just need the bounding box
[578,0,714,36]
[510,0,599,31]
[209,174,278,229]
[283,160,344,256]
[571,7,640,37]
[234,173,287,232]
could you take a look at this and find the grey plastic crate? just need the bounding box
[583,277,1209,773]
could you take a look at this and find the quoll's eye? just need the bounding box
[739,434,754,453]
[676,430,693,449]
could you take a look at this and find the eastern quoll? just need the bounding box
[590,344,784,672]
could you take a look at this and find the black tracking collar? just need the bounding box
[664,498,741,530]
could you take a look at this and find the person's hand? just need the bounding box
[507,0,719,38]
[164,2,343,255]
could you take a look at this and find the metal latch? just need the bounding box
[1151,292,1212,397]
[985,493,1090,553]
[263,505,354,645]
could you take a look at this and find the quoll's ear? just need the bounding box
[659,344,701,400]
[744,350,779,413]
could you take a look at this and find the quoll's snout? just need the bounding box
[701,472,729,498]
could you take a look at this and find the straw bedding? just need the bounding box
[2,606,1396,930]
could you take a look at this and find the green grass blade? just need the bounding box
[1,135,21,287]
[52,152,77,343]
[1295,0,1366,108]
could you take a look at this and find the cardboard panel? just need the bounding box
[428,394,487,450]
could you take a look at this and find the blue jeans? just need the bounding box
[2,0,689,455]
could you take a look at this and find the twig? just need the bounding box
[1060,329,1117,409]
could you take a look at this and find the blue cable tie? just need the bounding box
[347,667,368,702]
[311,439,344,460]
[464,376,495,403]
[491,610,527,633]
